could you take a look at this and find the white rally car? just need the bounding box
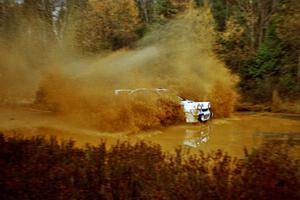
[114,88,213,123]
[181,100,213,123]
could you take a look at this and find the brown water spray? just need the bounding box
[1,8,238,132]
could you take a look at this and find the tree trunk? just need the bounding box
[298,50,300,84]
[257,0,264,49]
[142,0,149,23]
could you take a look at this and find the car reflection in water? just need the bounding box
[183,124,210,148]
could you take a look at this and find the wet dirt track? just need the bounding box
[1,107,300,157]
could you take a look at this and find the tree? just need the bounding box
[0,1,22,43]
[59,0,88,51]
[77,0,141,53]
[136,0,155,23]
[209,0,230,31]
[276,0,300,86]
[216,17,251,73]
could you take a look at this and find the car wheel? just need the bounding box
[198,114,206,122]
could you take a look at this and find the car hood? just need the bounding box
[181,100,211,110]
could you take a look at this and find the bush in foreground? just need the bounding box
[0,133,299,200]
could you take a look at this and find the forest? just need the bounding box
[0,0,299,104]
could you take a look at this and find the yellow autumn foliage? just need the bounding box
[77,0,141,52]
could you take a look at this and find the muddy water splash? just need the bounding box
[36,9,238,132]
[2,8,238,132]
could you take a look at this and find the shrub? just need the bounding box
[0,133,299,200]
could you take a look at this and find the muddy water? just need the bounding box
[136,112,300,157]
[1,107,299,157]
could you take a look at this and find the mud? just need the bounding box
[1,107,299,157]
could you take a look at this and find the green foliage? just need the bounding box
[246,25,283,78]
[279,73,299,96]
[210,0,229,31]
[1,134,299,200]
[213,0,300,102]
[239,24,286,102]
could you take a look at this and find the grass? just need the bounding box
[0,133,299,200]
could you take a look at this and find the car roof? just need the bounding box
[114,88,169,95]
